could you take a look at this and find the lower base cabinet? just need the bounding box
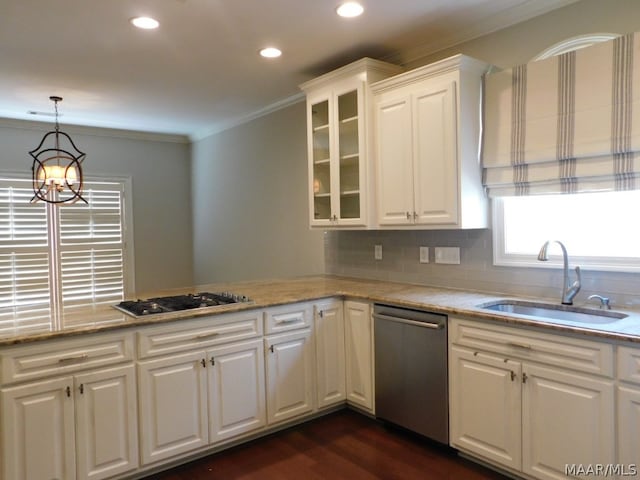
[449,318,615,480]
[344,301,374,412]
[265,329,314,424]
[1,364,138,480]
[138,339,266,466]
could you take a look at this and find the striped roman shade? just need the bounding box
[483,33,640,197]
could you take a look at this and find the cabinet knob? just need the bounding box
[210,357,215,366]
[413,212,418,220]
[201,359,206,368]
[510,371,516,382]
[66,386,71,398]
[269,345,274,353]
[522,372,528,384]
[406,212,411,219]
[79,384,84,394]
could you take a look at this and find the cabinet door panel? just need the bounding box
[315,300,346,408]
[75,365,138,480]
[449,346,521,470]
[413,81,458,225]
[2,376,76,480]
[522,364,615,480]
[344,301,374,411]
[138,351,208,465]
[618,385,640,468]
[208,339,266,443]
[265,329,313,424]
[375,96,414,225]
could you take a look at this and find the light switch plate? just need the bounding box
[374,244,383,260]
[435,247,460,264]
[419,246,429,263]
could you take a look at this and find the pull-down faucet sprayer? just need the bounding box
[537,240,581,305]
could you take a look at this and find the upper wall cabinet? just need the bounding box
[300,59,402,228]
[371,55,490,229]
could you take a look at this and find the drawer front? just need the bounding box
[1,332,134,384]
[450,317,614,377]
[138,310,262,359]
[618,345,640,384]
[264,302,313,334]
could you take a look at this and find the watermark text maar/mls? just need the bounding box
[565,464,638,477]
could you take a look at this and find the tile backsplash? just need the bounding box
[324,229,640,309]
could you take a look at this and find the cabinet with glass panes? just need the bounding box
[300,58,402,228]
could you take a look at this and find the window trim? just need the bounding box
[492,196,640,273]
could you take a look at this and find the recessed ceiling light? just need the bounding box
[336,2,364,18]
[260,47,282,58]
[130,16,160,30]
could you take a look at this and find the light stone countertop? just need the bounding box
[1,275,640,346]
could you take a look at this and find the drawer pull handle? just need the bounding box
[522,372,528,384]
[276,317,301,324]
[58,354,89,365]
[195,332,220,340]
[507,342,532,350]
[510,371,516,382]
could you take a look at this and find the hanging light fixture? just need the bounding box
[30,96,87,204]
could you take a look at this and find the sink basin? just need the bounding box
[478,300,628,324]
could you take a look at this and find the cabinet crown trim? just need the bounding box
[299,57,402,92]
[371,54,490,94]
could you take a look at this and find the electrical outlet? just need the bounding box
[435,247,460,264]
[374,244,383,260]
[419,246,429,263]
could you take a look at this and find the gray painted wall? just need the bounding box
[0,121,193,293]
[191,102,324,283]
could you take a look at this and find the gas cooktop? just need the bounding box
[114,292,252,318]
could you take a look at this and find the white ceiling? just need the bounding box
[0,0,578,139]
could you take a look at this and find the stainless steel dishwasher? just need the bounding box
[373,303,448,444]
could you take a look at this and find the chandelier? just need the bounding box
[30,96,87,204]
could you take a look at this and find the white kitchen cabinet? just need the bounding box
[522,363,614,480]
[2,365,138,480]
[372,54,489,228]
[449,346,522,470]
[265,328,314,424]
[0,333,138,480]
[300,58,402,228]
[2,376,76,480]
[137,350,209,465]
[207,338,266,443]
[344,300,374,412]
[449,317,615,479]
[137,311,267,466]
[314,299,346,409]
[617,345,640,470]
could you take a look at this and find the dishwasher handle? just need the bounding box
[372,312,444,329]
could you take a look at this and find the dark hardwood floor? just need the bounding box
[142,409,510,480]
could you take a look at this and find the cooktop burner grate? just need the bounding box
[114,292,251,317]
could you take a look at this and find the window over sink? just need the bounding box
[493,191,640,272]
[0,176,134,333]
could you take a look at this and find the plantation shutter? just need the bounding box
[59,181,126,323]
[0,179,51,333]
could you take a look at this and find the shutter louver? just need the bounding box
[59,182,126,323]
[0,178,129,333]
[0,180,51,333]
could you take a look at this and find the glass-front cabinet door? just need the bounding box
[310,97,332,222]
[301,57,402,229]
[307,81,365,227]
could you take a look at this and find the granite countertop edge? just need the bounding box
[2,275,639,347]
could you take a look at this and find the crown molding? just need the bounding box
[0,117,190,144]
[191,93,305,142]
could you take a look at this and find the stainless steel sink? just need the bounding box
[478,300,628,324]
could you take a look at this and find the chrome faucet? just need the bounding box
[537,240,581,305]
